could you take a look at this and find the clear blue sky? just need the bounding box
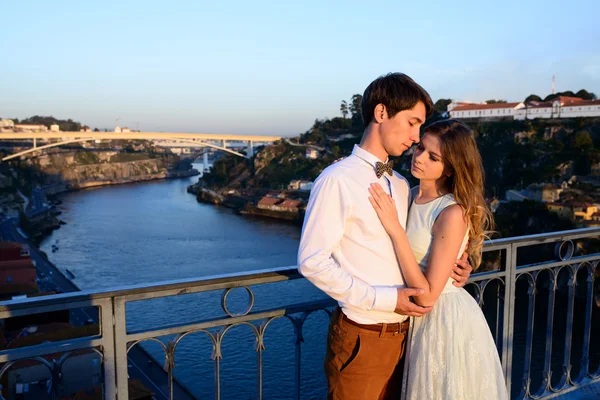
[1,0,599,136]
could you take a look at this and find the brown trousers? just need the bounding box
[324,308,409,400]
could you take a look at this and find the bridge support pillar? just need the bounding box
[203,151,209,172]
[247,140,253,158]
[33,138,37,148]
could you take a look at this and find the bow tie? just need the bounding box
[375,161,394,179]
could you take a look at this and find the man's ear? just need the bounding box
[373,104,387,124]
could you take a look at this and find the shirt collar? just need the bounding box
[351,144,389,168]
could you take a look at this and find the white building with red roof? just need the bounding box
[554,96,600,118]
[448,101,525,119]
[449,96,600,121]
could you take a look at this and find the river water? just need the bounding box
[40,165,329,399]
[38,165,600,399]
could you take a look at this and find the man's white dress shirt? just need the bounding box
[298,145,411,324]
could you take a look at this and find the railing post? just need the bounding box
[166,342,176,400]
[578,266,595,381]
[113,297,129,400]
[294,322,302,400]
[502,243,517,396]
[101,298,117,400]
[561,268,576,387]
[541,272,557,393]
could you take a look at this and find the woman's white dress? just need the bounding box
[401,194,508,400]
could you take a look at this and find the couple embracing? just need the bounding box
[298,73,508,399]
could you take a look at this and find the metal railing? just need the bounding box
[0,227,599,399]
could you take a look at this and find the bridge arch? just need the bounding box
[154,138,247,158]
[1,137,248,162]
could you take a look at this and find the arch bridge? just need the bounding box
[0,132,282,169]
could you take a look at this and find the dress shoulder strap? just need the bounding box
[430,194,458,225]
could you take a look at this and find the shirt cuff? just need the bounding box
[372,286,398,312]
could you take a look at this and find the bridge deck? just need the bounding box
[0,132,282,141]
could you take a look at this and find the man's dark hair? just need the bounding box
[361,73,434,128]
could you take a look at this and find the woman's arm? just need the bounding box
[368,184,468,307]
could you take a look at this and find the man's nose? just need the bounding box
[411,130,421,143]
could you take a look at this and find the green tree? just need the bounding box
[544,91,576,102]
[525,94,542,102]
[349,94,363,127]
[575,89,597,100]
[20,115,84,131]
[485,99,507,104]
[340,100,349,119]
[93,127,100,132]
[574,130,593,151]
[332,145,341,158]
[434,99,452,113]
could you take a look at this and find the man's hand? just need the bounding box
[451,251,473,287]
[394,288,433,317]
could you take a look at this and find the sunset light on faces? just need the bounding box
[411,133,446,181]
[377,101,426,158]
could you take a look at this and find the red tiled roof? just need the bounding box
[279,199,301,208]
[450,102,521,112]
[258,197,281,206]
[560,99,600,106]
[0,259,35,270]
[556,96,585,105]
[523,98,600,109]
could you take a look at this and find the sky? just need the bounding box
[1,0,599,136]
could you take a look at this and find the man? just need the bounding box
[298,73,472,399]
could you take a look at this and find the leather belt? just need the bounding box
[339,308,410,334]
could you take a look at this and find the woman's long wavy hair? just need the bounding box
[424,119,494,269]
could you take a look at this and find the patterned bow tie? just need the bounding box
[375,161,394,179]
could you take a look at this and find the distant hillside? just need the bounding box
[471,117,600,196]
[201,118,362,190]
[199,114,600,198]
[10,115,88,131]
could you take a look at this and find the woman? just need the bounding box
[368,119,508,399]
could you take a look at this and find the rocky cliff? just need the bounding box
[15,149,198,190]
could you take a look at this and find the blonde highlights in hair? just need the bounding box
[424,119,494,269]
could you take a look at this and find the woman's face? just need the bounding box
[411,133,447,181]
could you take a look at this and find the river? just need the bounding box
[39,165,329,399]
